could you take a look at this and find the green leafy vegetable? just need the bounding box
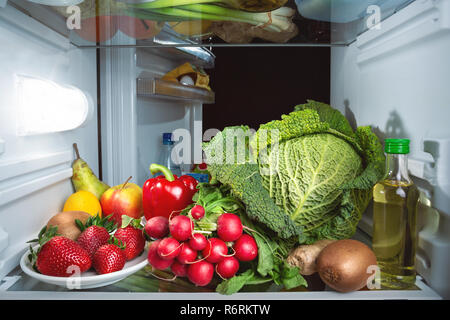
[201,126,303,240]
[203,101,385,244]
[127,3,297,33]
[216,269,255,295]
[183,183,245,232]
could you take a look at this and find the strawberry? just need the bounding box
[114,226,146,260]
[75,214,116,259]
[92,243,126,274]
[28,226,91,277]
[114,215,146,261]
[77,225,111,259]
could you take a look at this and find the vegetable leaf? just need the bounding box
[204,101,385,244]
[203,126,304,240]
[216,269,255,295]
[280,261,307,290]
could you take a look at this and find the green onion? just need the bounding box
[132,0,224,10]
[127,3,296,33]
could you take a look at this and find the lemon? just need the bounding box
[63,190,102,217]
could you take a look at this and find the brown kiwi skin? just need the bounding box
[316,239,378,293]
[46,211,91,241]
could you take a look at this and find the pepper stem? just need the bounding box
[150,164,175,182]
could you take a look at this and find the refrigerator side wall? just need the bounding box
[331,0,450,298]
[0,4,98,280]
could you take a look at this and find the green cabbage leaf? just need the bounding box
[203,101,384,244]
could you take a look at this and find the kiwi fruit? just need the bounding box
[46,211,91,241]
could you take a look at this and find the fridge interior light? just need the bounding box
[16,75,92,136]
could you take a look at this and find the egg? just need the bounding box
[179,75,195,86]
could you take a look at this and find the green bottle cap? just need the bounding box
[385,139,410,154]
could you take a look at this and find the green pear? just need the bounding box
[71,143,110,200]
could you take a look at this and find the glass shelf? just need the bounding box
[0,229,441,299]
[3,262,439,298]
[137,78,215,103]
[6,0,414,48]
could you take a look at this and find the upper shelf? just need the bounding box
[6,0,414,49]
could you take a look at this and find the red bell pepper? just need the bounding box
[143,164,198,220]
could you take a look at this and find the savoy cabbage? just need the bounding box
[203,100,385,244]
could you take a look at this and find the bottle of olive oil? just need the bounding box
[372,139,420,289]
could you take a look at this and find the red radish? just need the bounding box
[202,238,228,263]
[144,216,169,240]
[187,260,214,287]
[190,205,205,220]
[171,260,188,277]
[148,240,174,270]
[189,233,208,251]
[177,243,197,264]
[233,234,258,262]
[169,215,194,241]
[216,256,240,279]
[157,237,182,260]
[217,213,243,242]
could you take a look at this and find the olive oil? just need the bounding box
[372,139,419,289]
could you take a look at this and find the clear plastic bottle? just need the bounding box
[155,133,182,177]
[372,139,419,289]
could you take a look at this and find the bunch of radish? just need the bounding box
[143,205,258,287]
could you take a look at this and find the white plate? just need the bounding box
[20,246,148,289]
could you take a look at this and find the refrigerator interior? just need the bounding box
[0,0,449,299]
[331,0,450,298]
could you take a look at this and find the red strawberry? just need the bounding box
[75,213,117,259]
[77,225,110,259]
[28,226,91,277]
[92,244,126,274]
[114,226,146,261]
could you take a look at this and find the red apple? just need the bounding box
[100,176,143,227]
